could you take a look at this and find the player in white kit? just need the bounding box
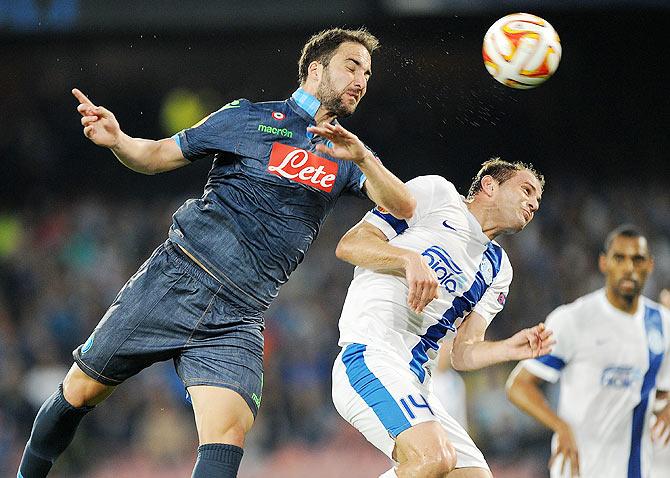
[506,226,670,478]
[331,159,554,478]
[651,288,670,478]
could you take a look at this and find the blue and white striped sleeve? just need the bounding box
[656,308,670,391]
[521,306,573,383]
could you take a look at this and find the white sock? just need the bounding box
[379,468,398,478]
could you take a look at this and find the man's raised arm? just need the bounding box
[307,123,415,219]
[73,88,188,175]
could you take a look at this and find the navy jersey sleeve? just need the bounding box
[341,146,381,199]
[341,160,367,198]
[172,99,249,161]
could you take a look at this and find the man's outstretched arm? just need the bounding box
[307,123,415,219]
[450,312,554,371]
[73,88,189,175]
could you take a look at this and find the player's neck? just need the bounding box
[298,83,336,124]
[605,289,640,315]
[314,107,337,124]
[465,201,501,240]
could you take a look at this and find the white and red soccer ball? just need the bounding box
[483,13,562,89]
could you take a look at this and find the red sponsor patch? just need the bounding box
[497,292,506,305]
[272,111,285,120]
[268,142,338,192]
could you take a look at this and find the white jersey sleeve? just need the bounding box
[522,305,576,383]
[471,250,512,326]
[364,175,455,240]
[656,306,670,391]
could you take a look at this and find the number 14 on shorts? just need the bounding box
[399,394,434,419]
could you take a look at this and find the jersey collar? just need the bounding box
[290,88,320,121]
[290,88,338,147]
[599,288,644,319]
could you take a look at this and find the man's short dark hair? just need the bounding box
[466,158,545,200]
[298,28,380,84]
[603,225,645,253]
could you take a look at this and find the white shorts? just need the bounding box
[332,343,489,470]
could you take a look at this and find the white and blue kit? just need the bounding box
[332,175,512,469]
[521,290,670,478]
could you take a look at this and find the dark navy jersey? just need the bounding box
[170,90,369,310]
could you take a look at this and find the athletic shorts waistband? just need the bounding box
[164,240,264,314]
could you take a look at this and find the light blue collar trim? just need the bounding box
[292,88,320,118]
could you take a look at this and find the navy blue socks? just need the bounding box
[191,443,244,477]
[18,384,93,478]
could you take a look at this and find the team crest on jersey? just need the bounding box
[267,142,338,192]
[272,111,285,120]
[600,366,642,388]
[647,328,664,355]
[479,256,494,285]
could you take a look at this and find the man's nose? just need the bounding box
[622,257,635,272]
[353,71,367,89]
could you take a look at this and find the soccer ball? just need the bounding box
[482,13,562,89]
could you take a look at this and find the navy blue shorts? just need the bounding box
[73,240,265,416]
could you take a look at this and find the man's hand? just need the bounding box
[549,421,580,477]
[504,323,555,361]
[652,398,670,446]
[73,88,122,148]
[403,252,439,314]
[306,123,372,165]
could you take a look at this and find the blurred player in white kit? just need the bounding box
[651,288,670,478]
[433,340,468,430]
[507,226,670,478]
[331,159,555,478]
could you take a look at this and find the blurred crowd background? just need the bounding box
[2,1,669,476]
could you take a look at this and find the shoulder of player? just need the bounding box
[197,98,253,124]
[640,296,670,319]
[406,175,457,198]
[489,243,513,281]
[548,289,603,322]
[217,98,294,115]
[250,98,288,109]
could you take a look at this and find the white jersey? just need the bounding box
[521,290,670,478]
[338,175,512,383]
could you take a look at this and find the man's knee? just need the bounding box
[62,363,115,408]
[395,422,458,478]
[400,446,457,478]
[425,442,457,477]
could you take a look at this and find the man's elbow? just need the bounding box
[389,196,416,220]
[335,237,353,263]
[505,367,526,404]
[505,376,518,402]
[450,352,469,372]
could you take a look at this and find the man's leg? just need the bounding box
[390,421,457,478]
[18,363,115,478]
[188,385,255,478]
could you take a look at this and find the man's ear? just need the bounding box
[480,175,497,196]
[308,61,323,83]
[598,253,608,275]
